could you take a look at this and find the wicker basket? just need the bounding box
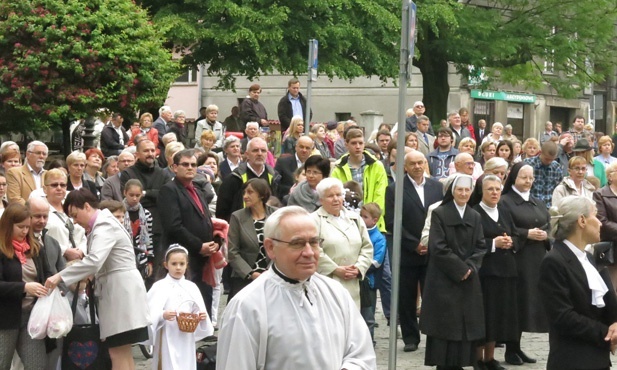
[176,300,200,333]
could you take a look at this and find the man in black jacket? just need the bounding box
[100,113,128,157]
[121,140,172,279]
[277,78,311,133]
[274,136,314,200]
[216,137,280,221]
[159,149,216,314]
[385,150,443,352]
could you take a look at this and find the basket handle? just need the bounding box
[176,300,199,313]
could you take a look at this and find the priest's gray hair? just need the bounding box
[316,177,345,199]
[549,196,595,241]
[264,206,310,240]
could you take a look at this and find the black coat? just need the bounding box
[121,161,173,234]
[67,176,99,199]
[277,93,310,133]
[539,241,617,370]
[500,191,550,332]
[100,124,128,158]
[167,121,188,147]
[385,176,443,267]
[273,155,298,201]
[0,249,52,330]
[419,201,486,341]
[215,163,280,222]
[158,179,214,277]
[473,204,518,277]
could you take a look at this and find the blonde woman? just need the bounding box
[281,116,304,155]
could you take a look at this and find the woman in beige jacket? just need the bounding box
[311,178,373,308]
[552,156,596,207]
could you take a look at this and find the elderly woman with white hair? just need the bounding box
[481,122,504,145]
[539,195,617,370]
[218,136,242,179]
[168,110,188,146]
[194,104,224,150]
[311,177,373,309]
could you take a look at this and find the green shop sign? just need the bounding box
[471,89,536,103]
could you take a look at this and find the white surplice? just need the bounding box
[147,274,214,370]
[216,267,376,370]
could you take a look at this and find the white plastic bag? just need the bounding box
[46,288,73,338]
[27,288,73,339]
[28,291,54,339]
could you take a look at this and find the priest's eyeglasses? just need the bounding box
[271,237,324,250]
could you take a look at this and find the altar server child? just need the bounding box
[147,244,214,370]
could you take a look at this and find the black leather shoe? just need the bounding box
[516,350,537,363]
[403,343,418,352]
[504,352,523,366]
[474,360,488,370]
[484,359,506,370]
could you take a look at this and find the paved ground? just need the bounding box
[135,295,550,369]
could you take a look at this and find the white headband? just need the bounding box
[165,244,189,260]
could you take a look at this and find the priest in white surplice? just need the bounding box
[217,206,376,370]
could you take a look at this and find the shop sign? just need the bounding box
[471,89,536,103]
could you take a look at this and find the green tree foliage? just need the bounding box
[416,0,617,124]
[143,0,616,125]
[0,0,179,134]
[141,0,401,90]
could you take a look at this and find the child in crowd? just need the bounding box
[359,202,387,344]
[147,245,213,370]
[122,179,154,280]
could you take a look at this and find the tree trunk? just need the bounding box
[417,56,450,130]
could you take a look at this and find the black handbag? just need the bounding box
[196,342,217,370]
[593,241,614,266]
[61,281,112,370]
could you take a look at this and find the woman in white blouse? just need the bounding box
[539,196,617,370]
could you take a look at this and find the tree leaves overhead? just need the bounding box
[0,0,179,133]
[143,0,401,90]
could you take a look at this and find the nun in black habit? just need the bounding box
[420,174,487,370]
[499,161,550,365]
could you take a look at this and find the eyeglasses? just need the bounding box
[178,162,198,168]
[0,183,6,187]
[305,170,322,176]
[46,183,67,188]
[271,237,324,250]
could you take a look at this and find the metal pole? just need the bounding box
[389,1,411,369]
[305,40,317,135]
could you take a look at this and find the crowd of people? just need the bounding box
[1,78,617,370]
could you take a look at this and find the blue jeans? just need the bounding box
[374,246,392,320]
[360,287,377,343]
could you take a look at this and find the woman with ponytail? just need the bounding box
[539,196,617,370]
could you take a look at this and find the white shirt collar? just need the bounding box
[455,202,466,218]
[407,174,425,187]
[295,153,303,168]
[247,162,265,177]
[563,239,609,307]
[512,186,530,201]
